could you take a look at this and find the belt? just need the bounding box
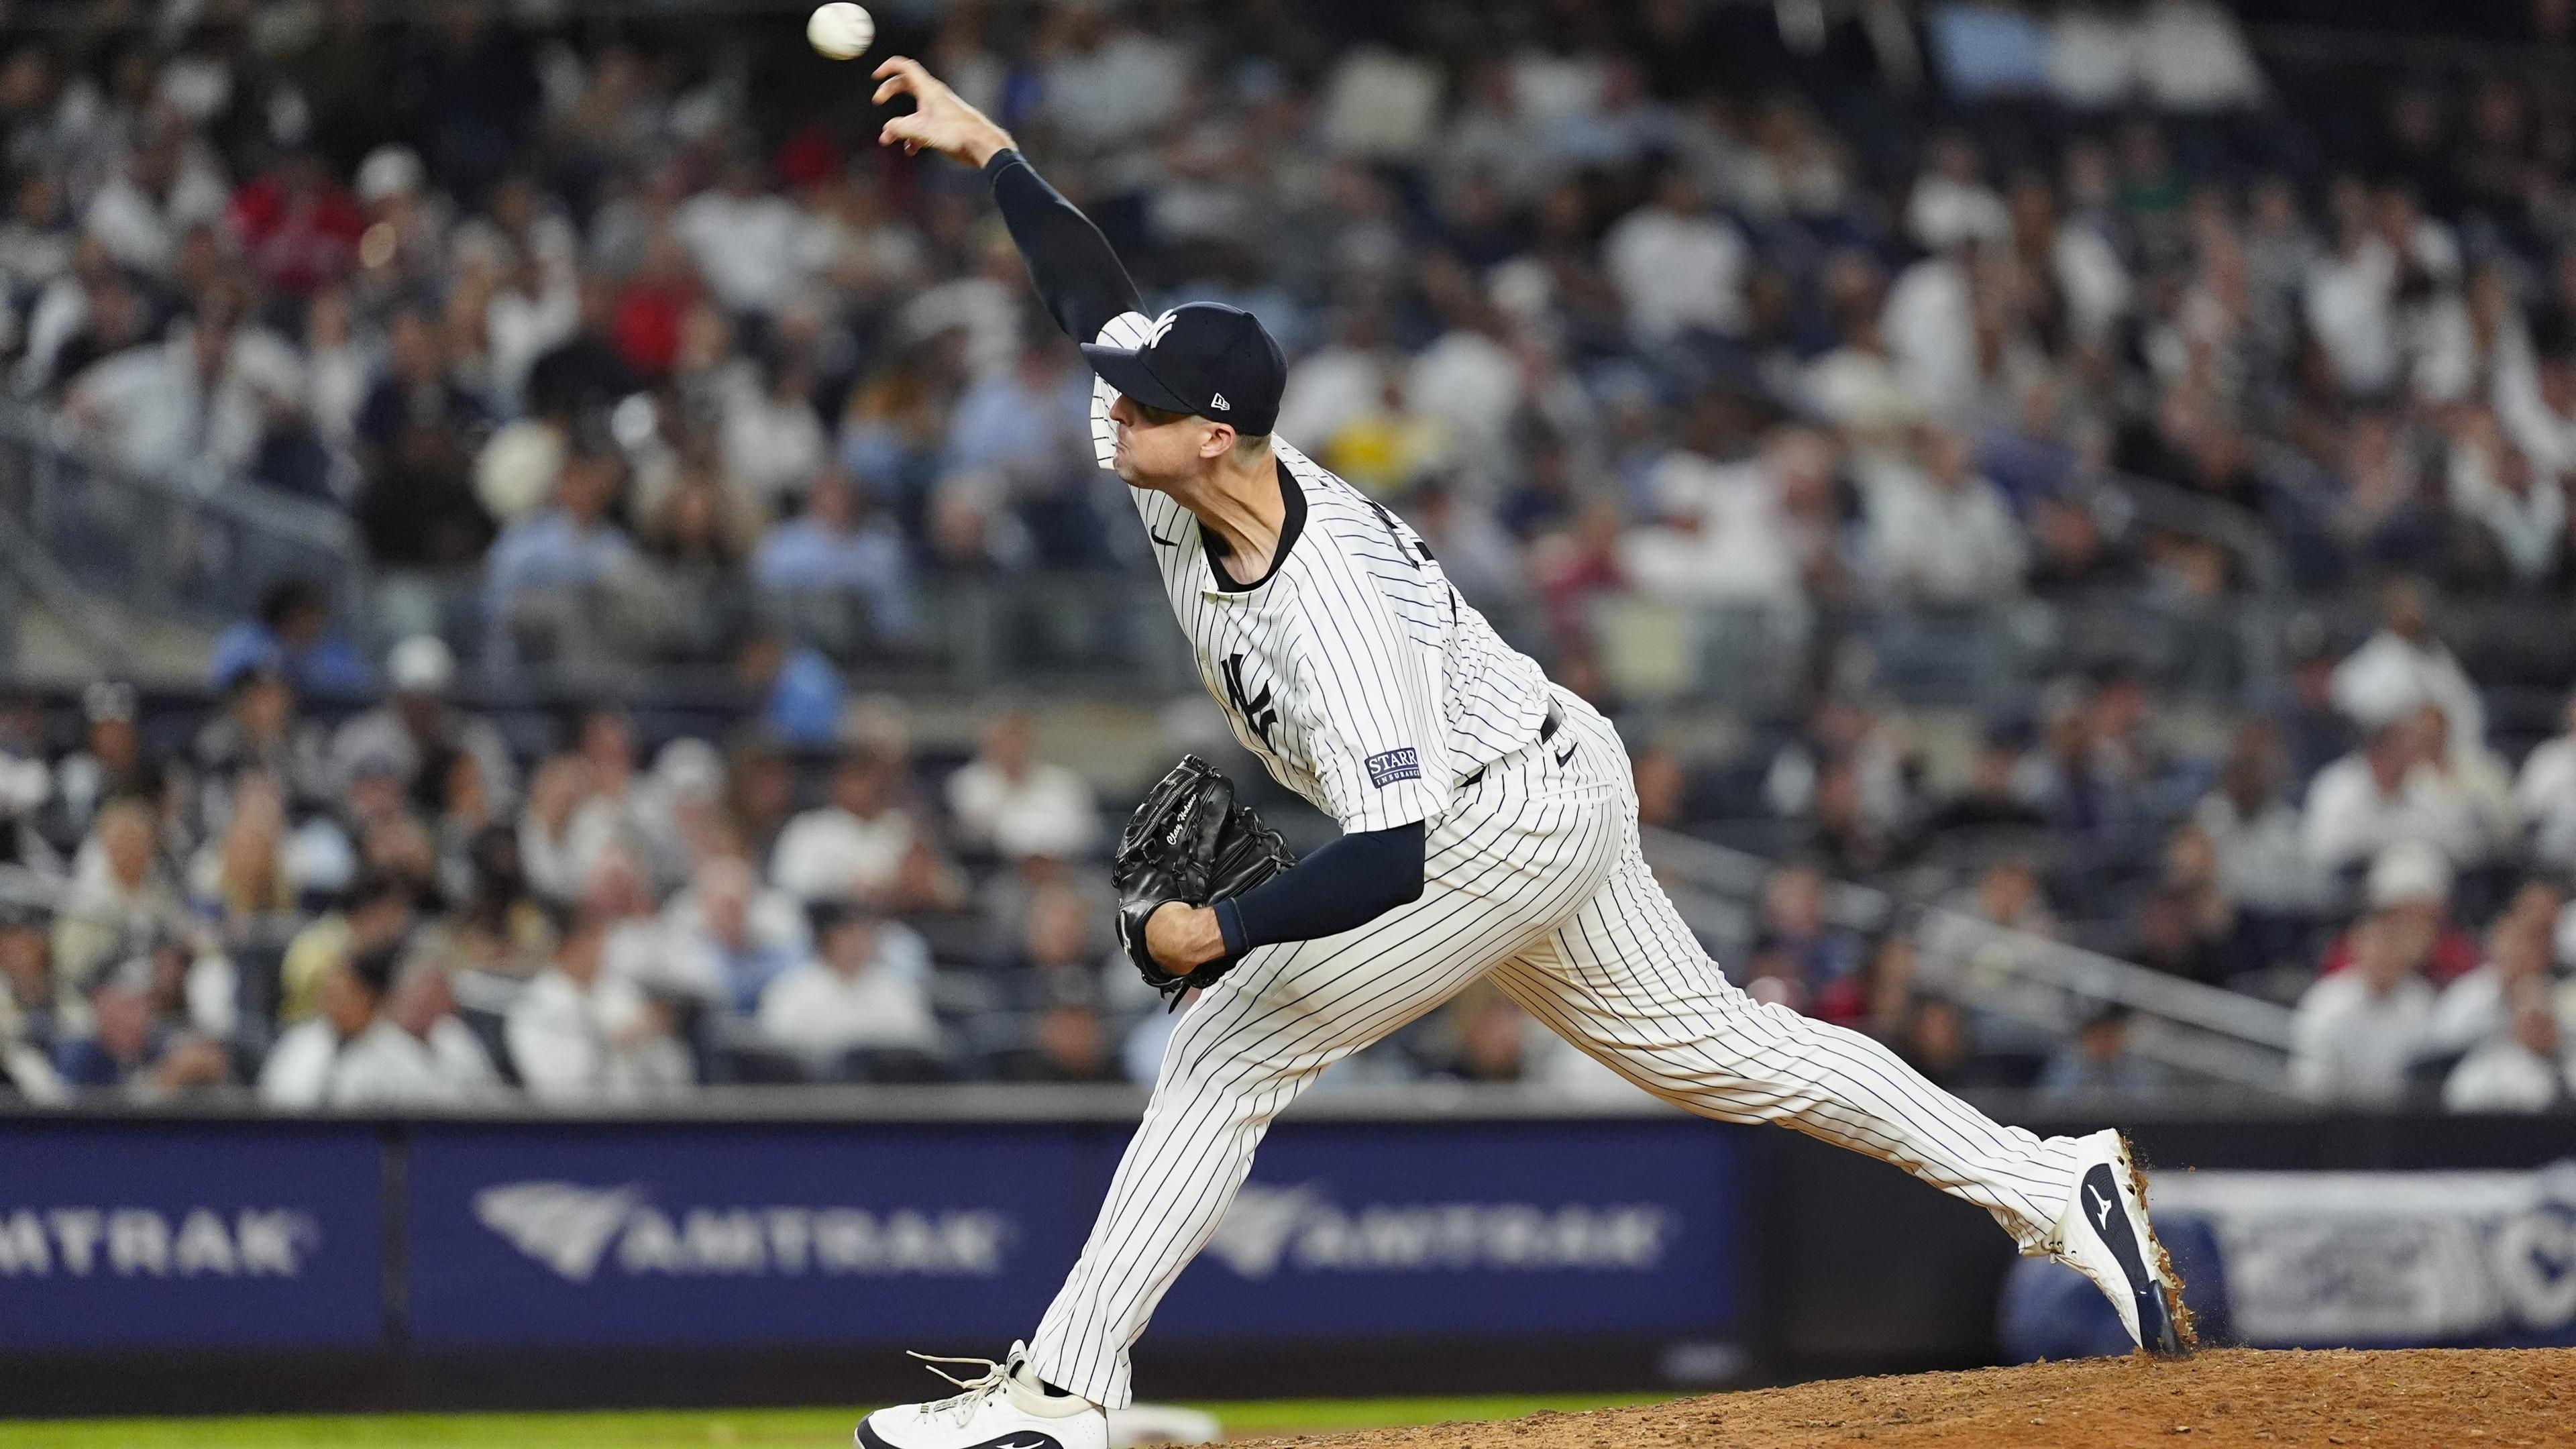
[1458,703,1562,788]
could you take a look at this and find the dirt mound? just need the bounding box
[1243,1349,2576,1449]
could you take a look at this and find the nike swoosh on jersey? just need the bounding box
[1149,529,1181,547]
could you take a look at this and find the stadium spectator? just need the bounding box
[482,437,642,656]
[2037,1006,2167,1099]
[1602,162,1750,350]
[946,706,1101,864]
[988,973,1121,1085]
[667,856,796,1015]
[504,907,692,1104]
[352,306,495,568]
[276,867,416,1027]
[2290,906,2437,1106]
[54,796,183,992]
[2314,842,2485,987]
[773,746,962,911]
[2194,722,2324,918]
[184,769,296,945]
[2426,882,2563,1059]
[755,902,942,1076]
[49,683,148,847]
[2328,578,2484,765]
[205,578,375,699]
[0,908,55,1053]
[2514,690,2576,872]
[330,635,517,812]
[750,470,918,644]
[54,957,231,1099]
[2302,710,2478,880]
[193,665,335,816]
[262,945,392,1108]
[380,955,504,1103]
[2443,979,2575,1112]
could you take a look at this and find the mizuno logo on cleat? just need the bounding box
[2088,1184,2113,1230]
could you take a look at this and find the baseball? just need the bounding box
[806,3,875,60]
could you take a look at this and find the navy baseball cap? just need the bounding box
[1081,303,1286,437]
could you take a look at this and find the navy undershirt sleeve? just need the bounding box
[1213,821,1426,957]
[984,148,1143,344]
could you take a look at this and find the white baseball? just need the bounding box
[806,3,875,60]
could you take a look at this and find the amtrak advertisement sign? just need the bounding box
[403,1124,1091,1346]
[404,1119,1744,1347]
[1154,1120,1744,1337]
[0,1124,383,1348]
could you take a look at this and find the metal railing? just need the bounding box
[1640,825,2298,1093]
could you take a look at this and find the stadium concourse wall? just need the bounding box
[1,1091,2573,1417]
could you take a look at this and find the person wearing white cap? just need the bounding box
[329,635,518,808]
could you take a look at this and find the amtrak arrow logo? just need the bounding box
[474,1181,645,1283]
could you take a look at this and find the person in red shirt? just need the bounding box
[228,148,366,297]
[2315,840,2483,985]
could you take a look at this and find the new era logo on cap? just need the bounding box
[1083,303,1285,435]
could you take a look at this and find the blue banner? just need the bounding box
[403,1124,1097,1346]
[0,1124,384,1349]
[1152,1120,1747,1338]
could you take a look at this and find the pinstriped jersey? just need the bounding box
[1087,309,1553,833]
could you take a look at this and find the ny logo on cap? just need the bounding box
[1144,309,1181,348]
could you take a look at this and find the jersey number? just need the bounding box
[1221,653,1279,751]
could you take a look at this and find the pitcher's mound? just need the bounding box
[1244,1348,2575,1448]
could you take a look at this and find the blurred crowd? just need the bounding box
[0,615,1613,1106]
[4,0,2576,1108]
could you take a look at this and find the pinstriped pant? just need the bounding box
[1027,690,2084,1407]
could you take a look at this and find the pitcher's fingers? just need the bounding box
[871,55,927,104]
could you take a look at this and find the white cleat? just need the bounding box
[2044,1128,2194,1356]
[856,1342,1110,1449]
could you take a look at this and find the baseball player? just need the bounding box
[854,58,2189,1449]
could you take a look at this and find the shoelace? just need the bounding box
[906,1350,1012,1428]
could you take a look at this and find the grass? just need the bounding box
[0,1394,1680,1448]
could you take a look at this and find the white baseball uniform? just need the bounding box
[1024,309,2089,1408]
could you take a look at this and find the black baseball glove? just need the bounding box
[1113,755,1295,1008]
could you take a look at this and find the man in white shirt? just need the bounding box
[380,955,502,1104]
[773,747,957,909]
[2290,908,2435,1105]
[66,299,303,483]
[258,948,386,1110]
[946,707,1102,863]
[504,911,694,1105]
[2514,690,2576,871]
[2329,577,2484,767]
[672,153,818,317]
[1601,165,1750,350]
[1618,422,1818,609]
[2445,981,2574,1112]
[756,903,943,1073]
[2301,711,2478,879]
[1867,424,2029,605]
[83,125,229,277]
[2428,893,2560,1061]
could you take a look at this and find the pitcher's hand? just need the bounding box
[873,56,1015,168]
